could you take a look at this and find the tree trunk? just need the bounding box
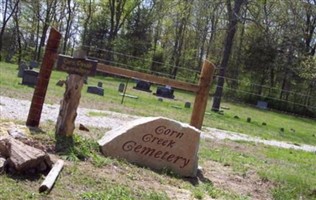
[170,0,193,79]
[13,3,22,64]
[36,0,56,61]
[0,0,20,61]
[62,0,73,54]
[212,0,246,112]
[34,5,40,60]
[82,0,92,46]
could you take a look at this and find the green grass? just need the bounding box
[87,111,109,117]
[1,61,316,146]
[1,117,315,199]
[199,139,316,200]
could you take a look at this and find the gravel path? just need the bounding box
[1,95,315,152]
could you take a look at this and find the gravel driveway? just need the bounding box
[1,95,315,152]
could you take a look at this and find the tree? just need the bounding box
[0,0,20,61]
[62,0,78,54]
[169,0,193,79]
[212,0,247,112]
[12,1,22,63]
[107,0,142,50]
[36,0,58,61]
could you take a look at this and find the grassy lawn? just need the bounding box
[1,61,315,146]
[199,139,316,200]
[0,60,316,199]
[0,119,315,199]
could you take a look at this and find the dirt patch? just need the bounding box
[65,161,195,200]
[202,160,273,200]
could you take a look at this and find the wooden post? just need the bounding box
[55,74,84,137]
[26,28,61,127]
[190,60,215,130]
[54,51,97,151]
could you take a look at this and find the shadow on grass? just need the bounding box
[7,172,42,182]
[28,126,46,134]
[183,168,212,186]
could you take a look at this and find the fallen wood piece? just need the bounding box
[6,137,47,171]
[39,159,64,193]
[0,137,52,172]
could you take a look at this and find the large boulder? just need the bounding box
[98,117,201,177]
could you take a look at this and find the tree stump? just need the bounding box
[55,74,84,151]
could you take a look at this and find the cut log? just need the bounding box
[39,159,64,193]
[0,157,6,174]
[0,137,52,172]
[0,137,9,158]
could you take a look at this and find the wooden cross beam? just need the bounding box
[96,61,215,130]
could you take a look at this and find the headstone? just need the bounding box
[184,102,191,108]
[22,70,39,86]
[155,86,175,99]
[133,80,152,92]
[29,61,39,69]
[256,101,268,109]
[17,62,28,77]
[87,86,104,96]
[97,82,103,88]
[98,117,200,177]
[118,83,125,92]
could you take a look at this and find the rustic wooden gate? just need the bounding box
[96,61,215,130]
[26,28,215,131]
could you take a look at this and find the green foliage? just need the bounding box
[300,56,316,79]
[61,134,99,161]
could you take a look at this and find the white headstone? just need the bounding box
[98,117,201,177]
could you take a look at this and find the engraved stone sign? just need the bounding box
[98,117,200,177]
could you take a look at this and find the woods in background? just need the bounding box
[1,0,315,117]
